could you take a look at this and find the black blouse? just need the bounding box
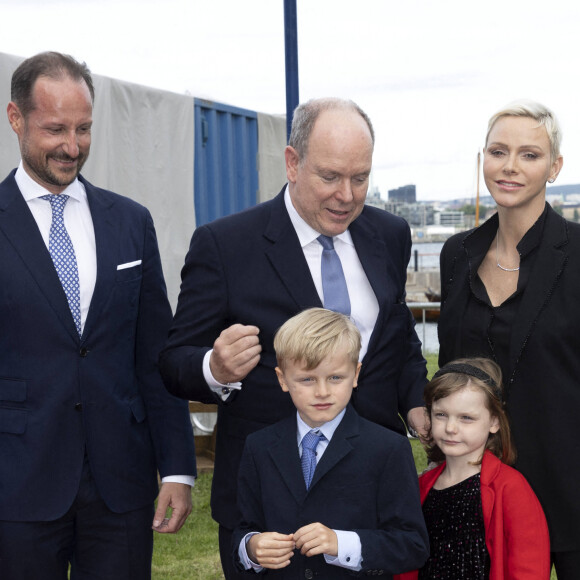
[449,206,547,379]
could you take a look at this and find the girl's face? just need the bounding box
[430,385,499,465]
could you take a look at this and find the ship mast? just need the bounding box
[475,151,481,227]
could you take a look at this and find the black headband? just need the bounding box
[432,363,502,401]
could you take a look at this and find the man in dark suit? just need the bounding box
[0,52,196,579]
[160,97,428,578]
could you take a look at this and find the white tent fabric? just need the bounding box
[0,54,23,173]
[257,111,287,203]
[84,75,195,309]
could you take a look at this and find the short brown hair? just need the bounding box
[11,51,94,117]
[274,308,361,371]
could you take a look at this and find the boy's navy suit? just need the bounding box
[233,405,429,579]
[0,170,195,522]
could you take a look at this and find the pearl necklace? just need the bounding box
[496,236,520,272]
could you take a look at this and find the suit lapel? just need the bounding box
[268,408,360,502]
[309,406,358,491]
[263,191,322,310]
[81,177,117,338]
[268,416,309,505]
[0,172,79,342]
[508,208,568,382]
[349,214,391,361]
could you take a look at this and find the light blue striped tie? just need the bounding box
[318,235,351,316]
[301,430,325,489]
[42,194,82,336]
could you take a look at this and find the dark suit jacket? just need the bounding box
[233,405,429,579]
[160,188,426,529]
[438,204,580,551]
[0,170,196,521]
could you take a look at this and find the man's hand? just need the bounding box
[247,532,295,569]
[293,522,338,558]
[407,406,429,441]
[152,482,192,534]
[210,324,261,384]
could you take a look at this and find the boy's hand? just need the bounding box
[294,522,338,558]
[247,532,295,569]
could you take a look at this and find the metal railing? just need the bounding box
[409,302,441,353]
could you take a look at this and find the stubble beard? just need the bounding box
[21,139,88,190]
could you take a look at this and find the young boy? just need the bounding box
[233,308,428,578]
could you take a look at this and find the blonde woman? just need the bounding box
[438,100,577,578]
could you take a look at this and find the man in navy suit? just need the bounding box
[0,52,196,579]
[160,97,428,578]
[234,308,428,578]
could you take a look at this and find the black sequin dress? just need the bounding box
[418,473,490,580]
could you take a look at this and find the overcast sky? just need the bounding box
[2,0,580,201]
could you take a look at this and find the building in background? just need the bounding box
[388,184,416,204]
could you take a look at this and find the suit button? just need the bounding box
[79,347,89,357]
[304,569,314,579]
[74,403,83,411]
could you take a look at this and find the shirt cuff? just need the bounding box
[238,532,264,572]
[202,349,242,401]
[324,530,362,571]
[161,475,196,488]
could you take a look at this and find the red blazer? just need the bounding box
[396,451,550,580]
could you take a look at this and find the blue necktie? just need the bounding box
[301,430,325,489]
[318,235,351,316]
[42,194,82,336]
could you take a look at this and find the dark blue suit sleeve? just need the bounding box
[396,224,428,417]
[137,211,197,477]
[159,224,226,404]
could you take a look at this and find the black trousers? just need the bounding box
[219,525,250,580]
[552,550,580,580]
[0,456,154,580]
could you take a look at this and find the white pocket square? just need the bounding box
[117,260,142,270]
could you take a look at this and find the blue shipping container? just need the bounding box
[194,98,259,226]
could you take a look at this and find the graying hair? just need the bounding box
[288,98,375,163]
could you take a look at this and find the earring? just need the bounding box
[548,178,555,183]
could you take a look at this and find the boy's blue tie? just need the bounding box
[301,430,325,489]
[318,235,351,316]
[41,194,82,336]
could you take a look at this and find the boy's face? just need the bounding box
[276,347,361,428]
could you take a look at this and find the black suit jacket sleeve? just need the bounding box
[159,224,225,404]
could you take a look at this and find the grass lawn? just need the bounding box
[153,352,557,579]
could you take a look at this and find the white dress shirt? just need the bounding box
[204,186,380,399]
[284,187,379,361]
[16,162,194,488]
[16,163,96,333]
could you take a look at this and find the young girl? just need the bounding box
[397,357,550,580]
